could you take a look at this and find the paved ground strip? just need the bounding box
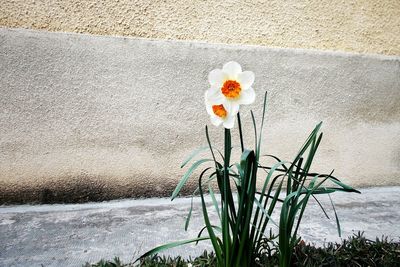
[1,186,399,267]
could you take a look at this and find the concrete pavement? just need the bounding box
[1,186,400,267]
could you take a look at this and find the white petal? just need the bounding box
[207,85,220,96]
[237,71,255,89]
[231,103,240,115]
[223,102,240,116]
[205,99,214,116]
[205,87,224,104]
[208,69,225,86]
[222,115,235,129]
[210,115,223,127]
[238,87,256,105]
[222,61,242,78]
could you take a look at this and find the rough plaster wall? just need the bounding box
[0,0,399,56]
[0,28,399,204]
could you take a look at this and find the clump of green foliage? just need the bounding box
[84,233,400,267]
[291,233,400,267]
[84,251,216,267]
[137,92,359,267]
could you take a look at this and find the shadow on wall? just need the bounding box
[0,174,183,204]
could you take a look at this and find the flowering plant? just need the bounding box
[138,62,359,267]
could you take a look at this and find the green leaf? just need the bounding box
[171,158,213,200]
[329,193,342,237]
[196,225,222,245]
[329,178,361,193]
[250,110,258,155]
[209,183,221,222]
[251,160,288,244]
[135,236,210,263]
[205,125,218,168]
[256,91,268,161]
[198,168,223,264]
[254,198,278,227]
[181,146,209,168]
[184,198,193,231]
[185,171,218,230]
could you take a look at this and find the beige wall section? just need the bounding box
[0,28,399,204]
[0,0,399,56]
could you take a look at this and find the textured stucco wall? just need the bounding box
[0,0,399,56]
[0,28,399,204]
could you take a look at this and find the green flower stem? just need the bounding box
[237,112,244,153]
[222,128,231,266]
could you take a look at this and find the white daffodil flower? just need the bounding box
[205,100,236,129]
[205,61,256,113]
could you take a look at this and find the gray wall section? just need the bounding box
[0,28,399,203]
